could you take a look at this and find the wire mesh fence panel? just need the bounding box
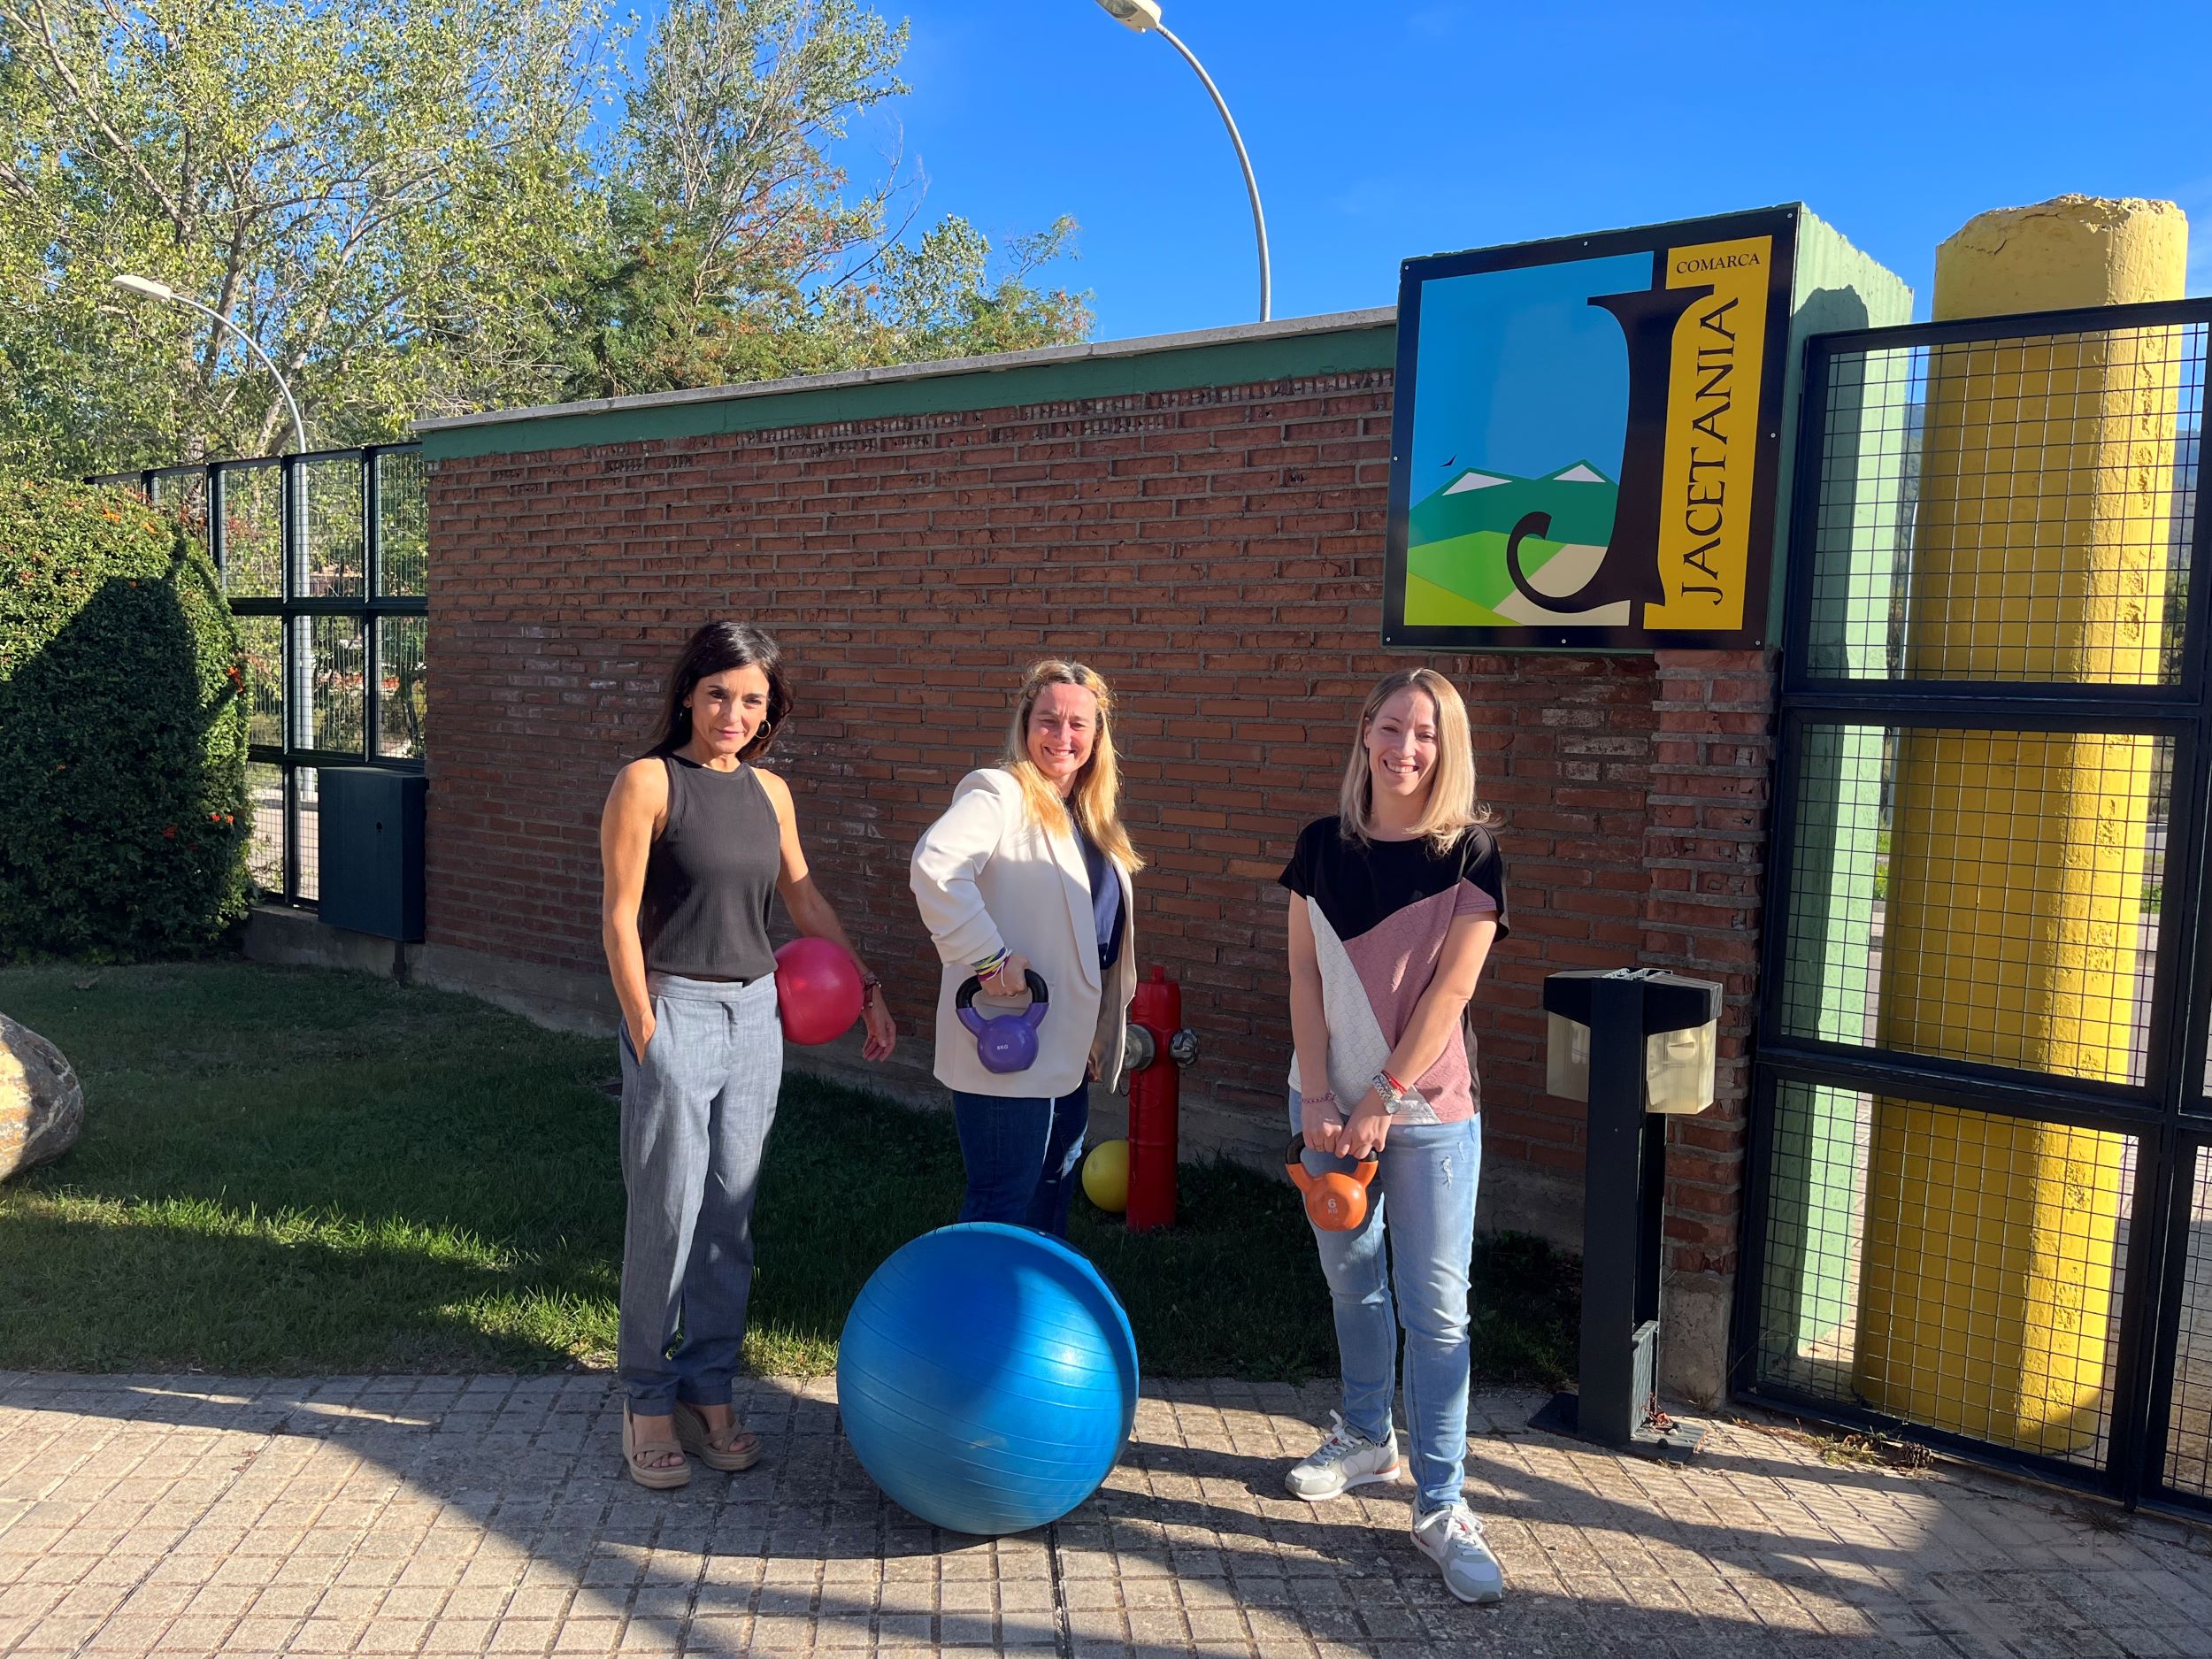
[233,615,281,749]
[1764,301,2212,1508]
[1801,322,2204,686]
[376,615,426,759]
[82,447,423,910]
[377,449,427,598]
[1780,723,2168,1087]
[293,765,320,903]
[216,464,282,599]
[245,760,284,895]
[2167,1144,2212,1497]
[1755,1081,1874,1397]
[298,457,365,599]
[146,469,209,556]
[1756,1079,2135,1471]
[293,615,365,756]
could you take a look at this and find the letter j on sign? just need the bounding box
[1382,206,1799,649]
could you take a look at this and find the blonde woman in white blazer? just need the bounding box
[910,662,1141,1236]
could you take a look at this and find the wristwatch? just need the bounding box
[1371,1070,1417,1116]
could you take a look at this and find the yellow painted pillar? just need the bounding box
[1858,196,2187,1454]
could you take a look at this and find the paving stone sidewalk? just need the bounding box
[0,1372,2207,1659]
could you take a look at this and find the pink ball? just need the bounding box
[774,937,864,1045]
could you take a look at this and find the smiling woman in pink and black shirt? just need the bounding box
[1279,666,1509,1607]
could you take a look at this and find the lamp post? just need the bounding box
[1092,1,1272,323]
[114,271,316,766]
[111,273,308,455]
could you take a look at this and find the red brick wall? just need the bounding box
[1641,651,1775,1280]
[423,369,1775,1280]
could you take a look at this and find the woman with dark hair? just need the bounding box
[600,621,895,1489]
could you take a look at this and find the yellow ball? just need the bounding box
[1081,1139,1130,1213]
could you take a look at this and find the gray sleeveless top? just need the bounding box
[638,755,780,981]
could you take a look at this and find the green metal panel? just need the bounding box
[1766,212,1914,1372]
[419,323,1401,462]
[1770,208,1917,625]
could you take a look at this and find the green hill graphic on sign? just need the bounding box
[1403,461,1619,623]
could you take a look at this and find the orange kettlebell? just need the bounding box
[1286,1133,1378,1232]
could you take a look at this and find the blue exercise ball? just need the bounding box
[836,1223,1140,1536]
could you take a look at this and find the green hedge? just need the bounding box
[0,476,251,959]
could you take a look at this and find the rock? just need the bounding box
[0,1013,83,1180]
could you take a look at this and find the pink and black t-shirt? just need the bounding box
[1280,818,1508,1125]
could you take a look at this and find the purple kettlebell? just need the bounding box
[956,969,1049,1074]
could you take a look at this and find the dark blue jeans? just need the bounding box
[950,1084,1090,1238]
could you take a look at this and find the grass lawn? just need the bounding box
[0,960,1577,1385]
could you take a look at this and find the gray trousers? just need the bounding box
[618,972,782,1413]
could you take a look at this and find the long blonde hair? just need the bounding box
[1338,667,1493,851]
[1001,661,1145,872]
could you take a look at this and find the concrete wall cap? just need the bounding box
[1933,196,2189,320]
[1940,194,2187,251]
[411,306,1400,438]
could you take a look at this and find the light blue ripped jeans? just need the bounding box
[1289,1089,1481,1514]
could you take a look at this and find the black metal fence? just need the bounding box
[1740,297,2212,1515]
[94,447,426,906]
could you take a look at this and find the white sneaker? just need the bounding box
[1283,1410,1405,1502]
[1412,1502,1504,1604]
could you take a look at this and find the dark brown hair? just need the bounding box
[649,622,792,759]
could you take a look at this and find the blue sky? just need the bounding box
[1407,253,1646,480]
[641,1,2212,340]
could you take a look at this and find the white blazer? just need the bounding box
[910,768,1138,1098]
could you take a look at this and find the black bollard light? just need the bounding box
[1531,967,1721,1461]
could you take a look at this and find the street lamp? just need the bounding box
[111,273,309,455]
[1092,0,1272,323]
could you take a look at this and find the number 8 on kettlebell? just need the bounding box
[956,970,1049,1074]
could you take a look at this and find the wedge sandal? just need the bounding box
[622,1402,691,1490]
[672,1401,762,1471]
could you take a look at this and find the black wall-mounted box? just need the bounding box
[318,769,426,942]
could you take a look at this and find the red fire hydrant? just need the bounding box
[1123,965,1199,1231]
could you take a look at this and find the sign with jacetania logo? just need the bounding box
[1383,206,1800,650]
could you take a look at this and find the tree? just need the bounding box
[0,1,1092,473]
[0,475,250,958]
[0,0,614,474]
[551,0,1089,401]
